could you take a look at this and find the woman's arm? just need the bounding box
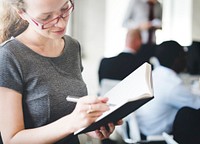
[0,87,73,143]
[0,87,110,144]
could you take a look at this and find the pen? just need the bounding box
[66,95,116,107]
[66,95,79,103]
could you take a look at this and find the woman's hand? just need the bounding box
[68,96,110,132]
[87,120,123,140]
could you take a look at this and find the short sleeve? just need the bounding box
[77,42,84,72]
[0,48,23,93]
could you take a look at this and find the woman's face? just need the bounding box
[23,0,72,39]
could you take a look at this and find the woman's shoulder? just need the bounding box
[0,37,20,51]
[0,37,17,54]
[0,37,30,62]
[1,37,14,46]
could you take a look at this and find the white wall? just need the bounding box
[72,0,106,95]
[104,0,129,57]
[192,0,200,41]
[160,0,200,46]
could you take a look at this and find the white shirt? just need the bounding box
[122,0,162,44]
[123,47,136,54]
[135,66,200,135]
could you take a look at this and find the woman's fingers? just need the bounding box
[79,95,109,105]
[77,96,110,114]
[71,95,111,131]
[95,123,115,139]
[116,119,123,125]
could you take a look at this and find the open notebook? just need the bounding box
[75,62,154,135]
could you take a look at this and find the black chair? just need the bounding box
[173,107,200,144]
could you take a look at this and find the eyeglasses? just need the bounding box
[25,0,74,29]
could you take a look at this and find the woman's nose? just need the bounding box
[54,17,67,28]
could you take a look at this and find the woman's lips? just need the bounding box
[52,28,66,35]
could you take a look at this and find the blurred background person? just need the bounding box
[98,28,142,85]
[122,0,162,45]
[135,40,200,140]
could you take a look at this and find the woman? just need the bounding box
[0,0,121,143]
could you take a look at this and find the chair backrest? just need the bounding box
[162,132,179,144]
[118,113,141,143]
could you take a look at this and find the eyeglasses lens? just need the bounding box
[43,1,74,29]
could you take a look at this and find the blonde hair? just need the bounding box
[0,0,28,43]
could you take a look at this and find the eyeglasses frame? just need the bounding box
[25,0,74,29]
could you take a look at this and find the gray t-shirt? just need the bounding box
[0,35,87,144]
